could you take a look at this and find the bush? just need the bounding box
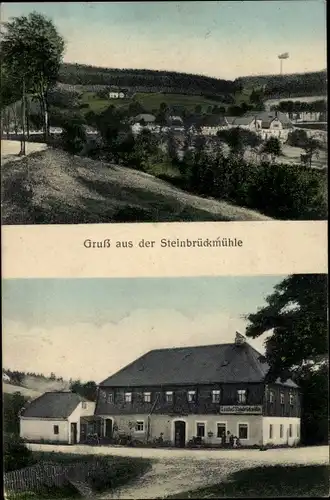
[4,434,34,472]
[61,120,87,155]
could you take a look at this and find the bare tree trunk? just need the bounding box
[12,104,18,136]
[38,84,49,143]
[26,93,30,139]
[19,77,26,156]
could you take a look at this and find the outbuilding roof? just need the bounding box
[20,392,88,419]
[99,341,298,388]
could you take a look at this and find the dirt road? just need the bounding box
[27,444,329,499]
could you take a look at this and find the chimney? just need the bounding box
[235,331,246,346]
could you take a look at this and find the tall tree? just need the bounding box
[262,136,282,162]
[245,274,328,444]
[1,12,65,143]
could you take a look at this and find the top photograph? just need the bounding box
[1,1,327,225]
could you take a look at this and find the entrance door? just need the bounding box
[174,420,186,447]
[70,423,78,444]
[105,419,113,439]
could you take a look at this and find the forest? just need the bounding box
[237,70,327,98]
[57,63,239,96]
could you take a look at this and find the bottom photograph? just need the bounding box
[2,274,328,499]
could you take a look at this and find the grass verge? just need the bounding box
[165,465,329,498]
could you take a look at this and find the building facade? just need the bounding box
[20,392,95,445]
[95,334,301,447]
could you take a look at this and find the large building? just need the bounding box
[95,333,301,447]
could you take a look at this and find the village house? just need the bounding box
[247,111,294,141]
[95,333,301,448]
[19,392,95,445]
[108,87,126,99]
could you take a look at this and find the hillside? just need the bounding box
[58,63,238,96]
[236,70,327,98]
[3,383,41,399]
[1,143,270,224]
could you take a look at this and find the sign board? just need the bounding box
[219,405,263,415]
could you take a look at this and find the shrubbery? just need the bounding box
[4,434,34,472]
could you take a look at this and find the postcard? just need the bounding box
[1,1,328,500]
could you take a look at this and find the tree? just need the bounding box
[302,138,321,168]
[61,118,87,155]
[262,137,282,162]
[245,274,328,444]
[1,12,65,143]
[4,434,33,472]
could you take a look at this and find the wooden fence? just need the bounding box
[4,460,111,498]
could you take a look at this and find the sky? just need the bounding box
[2,275,286,383]
[1,1,326,79]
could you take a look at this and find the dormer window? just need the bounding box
[237,389,247,404]
[269,390,274,403]
[289,393,294,406]
[188,390,196,403]
[212,390,221,403]
[280,392,285,405]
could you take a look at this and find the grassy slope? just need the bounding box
[3,383,41,399]
[79,91,236,114]
[1,147,271,224]
[166,464,329,498]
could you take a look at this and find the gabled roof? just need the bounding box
[134,114,156,123]
[225,116,237,124]
[247,111,293,128]
[20,392,88,419]
[233,116,256,126]
[200,115,227,127]
[99,342,298,388]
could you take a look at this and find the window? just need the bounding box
[297,424,300,438]
[143,392,151,403]
[196,423,205,438]
[135,421,144,432]
[165,391,173,403]
[238,423,248,440]
[280,392,285,405]
[237,390,247,404]
[107,393,113,404]
[269,391,274,403]
[280,424,284,438]
[212,390,221,403]
[269,424,273,439]
[289,424,293,437]
[53,425,59,435]
[125,392,132,403]
[217,423,226,438]
[188,390,196,403]
[289,393,294,406]
[82,402,87,409]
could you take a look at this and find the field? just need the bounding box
[3,383,41,399]
[79,91,236,114]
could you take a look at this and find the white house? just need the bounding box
[20,392,95,445]
[109,91,125,99]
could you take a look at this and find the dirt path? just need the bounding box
[28,444,329,499]
[1,140,48,165]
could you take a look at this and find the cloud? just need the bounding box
[2,308,268,383]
